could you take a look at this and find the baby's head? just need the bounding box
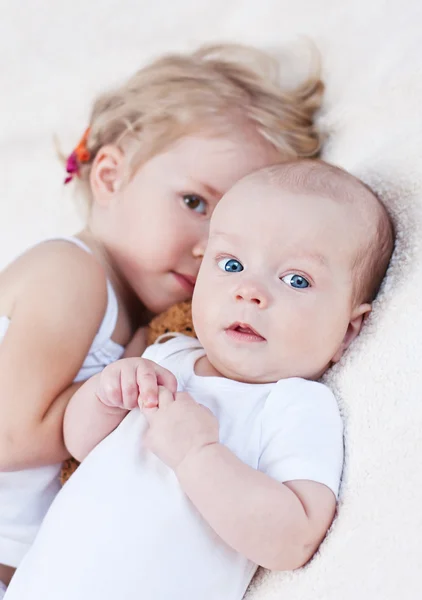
[192,160,394,383]
[67,44,323,313]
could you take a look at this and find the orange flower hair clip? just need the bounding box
[64,128,91,184]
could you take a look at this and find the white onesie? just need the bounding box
[0,237,124,569]
[5,334,343,600]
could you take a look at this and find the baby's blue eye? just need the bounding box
[282,274,310,289]
[183,195,207,215]
[217,258,244,273]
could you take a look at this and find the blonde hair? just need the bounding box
[72,43,324,203]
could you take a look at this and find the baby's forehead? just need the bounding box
[227,170,379,226]
[212,178,375,256]
[219,177,290,211]
[218,176,332,219]
[227,172,327,206]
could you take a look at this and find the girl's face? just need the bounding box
[91,132,279,313]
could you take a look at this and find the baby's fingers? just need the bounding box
[142,386,174,424]
[137,361,177,408]
[157,385,175,408]
[97,364,123,407]
[156,366,177,395]
[119,361,140,409]
[136,361,159,408]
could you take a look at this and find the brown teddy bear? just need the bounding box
[146,300,196,345]
[60,300,195,484]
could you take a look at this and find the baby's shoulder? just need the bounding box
[273,376,336,400]
[264,377,341,424]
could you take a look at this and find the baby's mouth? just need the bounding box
[225,322,266,342]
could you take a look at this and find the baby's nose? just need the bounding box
[235,282,270,308]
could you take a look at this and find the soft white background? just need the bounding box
[1,1,422,598]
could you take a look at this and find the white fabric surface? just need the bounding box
[0,581,6,600]
[4,335,343,600]
[1,1,421,598]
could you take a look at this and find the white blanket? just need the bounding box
[1,1,421,598]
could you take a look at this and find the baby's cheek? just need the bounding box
[275,310,324,367]
[303,307,346,365]
[192,281,214,321]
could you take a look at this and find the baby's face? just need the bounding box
[192,177,372,383]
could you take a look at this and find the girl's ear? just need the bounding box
[331,303,372,363]
[90,145,125,205]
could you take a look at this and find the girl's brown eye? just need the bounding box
[183,195,207,214]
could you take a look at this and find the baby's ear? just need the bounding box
[331,303,372,363]
[90,145,125,203]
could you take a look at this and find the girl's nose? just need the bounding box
[192,236,207,260]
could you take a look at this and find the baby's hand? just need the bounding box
[96,358,177,411]
[143,388,219,471]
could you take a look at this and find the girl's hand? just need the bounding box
[143,387,219,471]
[96,358,177,410]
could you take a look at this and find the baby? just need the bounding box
[5,160,394,600]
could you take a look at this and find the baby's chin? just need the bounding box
[207,355,279,385]
[206,349,323,383]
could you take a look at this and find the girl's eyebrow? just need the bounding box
[192,180,223,201]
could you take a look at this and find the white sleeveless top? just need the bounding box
[0,237,125,569]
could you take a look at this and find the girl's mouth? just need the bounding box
[172,272,196,293]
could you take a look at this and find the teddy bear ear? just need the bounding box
[147,301,195,345]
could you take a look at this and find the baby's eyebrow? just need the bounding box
[208,234,330,270]
[209,230,227,238]
[293,251,329,269]
[208,231,240,243]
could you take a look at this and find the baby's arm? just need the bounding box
[176,444,334,570]
[143,386,341,571]
[0,243,110,470]
[64,357,177,461]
